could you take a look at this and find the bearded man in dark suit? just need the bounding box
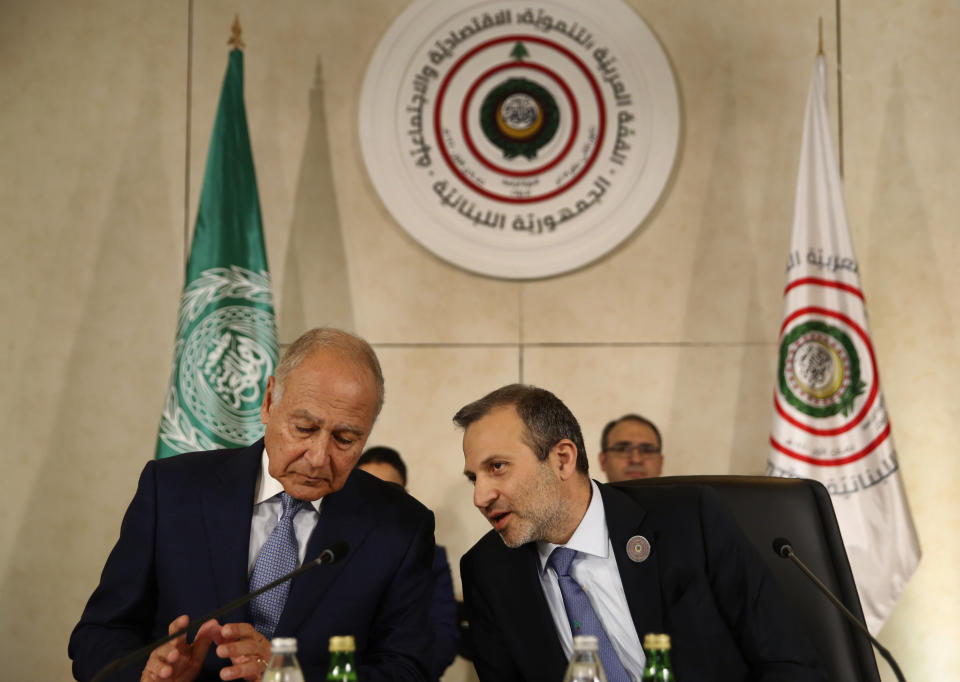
[70,328,434,682]
[456,384,825,682]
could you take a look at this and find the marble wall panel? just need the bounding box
[369,345,521,591]
[838,1,960,677]
[522,344,777,479]
[0,2,188,679]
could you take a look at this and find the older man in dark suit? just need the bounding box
[70,328,434,682]
[456,384,825,682]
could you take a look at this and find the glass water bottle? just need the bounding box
[263,637,305,682]
[562,634,608,682]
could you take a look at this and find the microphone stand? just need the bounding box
[91,545,345,682]
[775,540,906,682]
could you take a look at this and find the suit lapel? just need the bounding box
[599,482,665,640]
[276,470,376,636]
[201,442,261,609]
[502,543,568,679]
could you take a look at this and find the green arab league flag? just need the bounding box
[156,48,278,459]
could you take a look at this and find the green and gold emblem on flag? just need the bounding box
[156,47,278,459]
[778,320,866,418]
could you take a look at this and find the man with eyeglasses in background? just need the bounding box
[598,414,664,482]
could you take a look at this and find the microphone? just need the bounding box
[318,541,348,565]
[772,536,792,558]
[771,537,906,682]
[91,541,349,682]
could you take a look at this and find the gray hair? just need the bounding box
[273,328,384,416]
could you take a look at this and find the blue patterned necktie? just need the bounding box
[548,546,632,682]
[248,492,310,637]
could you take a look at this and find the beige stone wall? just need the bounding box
[1,1,956,680]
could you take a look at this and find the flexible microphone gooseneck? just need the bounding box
[90,541,349,682]
[771,537,906,682]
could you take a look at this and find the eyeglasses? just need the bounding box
[604,443,662,460]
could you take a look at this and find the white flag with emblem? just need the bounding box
[767,54,920,634]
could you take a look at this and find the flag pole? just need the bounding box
[835,0,844,178]
[228,14,245,50]
[184,0,194,263]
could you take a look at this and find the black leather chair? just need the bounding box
[622,475,881,682]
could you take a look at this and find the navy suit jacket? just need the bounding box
[428,546,459,680]
[461,481,826,682]
[69,441,435,682]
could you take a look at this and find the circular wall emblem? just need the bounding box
[359,0,679,279]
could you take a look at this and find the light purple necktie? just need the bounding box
[248,492,309,637]
[548,546,631,682]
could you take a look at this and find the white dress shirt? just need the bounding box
[537,480,646,680]
[246,448,322,576]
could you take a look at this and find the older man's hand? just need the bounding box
[214,622,273,681]
[140,615,219,682]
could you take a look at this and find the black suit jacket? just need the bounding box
[461,481,826,682]
[69,441,435,682]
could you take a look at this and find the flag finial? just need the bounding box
[817,17,824,56]
[228,15,245,50]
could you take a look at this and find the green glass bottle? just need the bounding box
[642,633,677,681]
[658,634,675,681]
[326,635,358,682]
[641,633,662,682]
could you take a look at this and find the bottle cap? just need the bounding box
[572,634,599,651]
[643,632,672,650]
[270,637,298,654]
[329,635,356,652]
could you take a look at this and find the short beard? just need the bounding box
[498,462,567,548]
